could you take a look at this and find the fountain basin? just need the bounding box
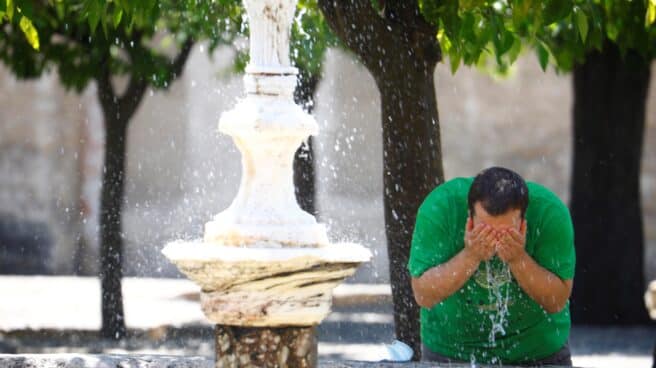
[162,241,371,326]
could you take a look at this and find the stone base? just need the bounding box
[215,325,316,368]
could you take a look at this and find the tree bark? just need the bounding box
[376,59,443,360]
[99,114,129,339]
[318,1,442,359]
[569,43,652,324]
[293,72,320,215]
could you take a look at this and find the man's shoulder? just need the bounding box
[526,181,567,208]
[430,177,473,197]
[420,177,472,211]
[525,181,571,226]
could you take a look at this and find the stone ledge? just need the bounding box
[0,355,563,368]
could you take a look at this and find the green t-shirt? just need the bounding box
[408,177,575,364]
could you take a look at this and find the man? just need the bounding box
[408,167,575,366]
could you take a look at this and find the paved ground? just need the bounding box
[0,277,653,367]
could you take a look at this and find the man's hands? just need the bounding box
[463,218,527,264]
[463,218,496,263]
[496,221,527,264]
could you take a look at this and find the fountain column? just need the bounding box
[163,0,371,367]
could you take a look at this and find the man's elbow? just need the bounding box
[543,295,569,314]
[411,277,439,308]
[544,302,567,314]
[544,280,573,313]
[414,294,436,309]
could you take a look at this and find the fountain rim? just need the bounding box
[162,241,372,263]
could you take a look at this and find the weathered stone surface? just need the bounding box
[0,354,214,368]
[200,261,359,326]
[163,242,370,326]
[0,355,572,368]
[215,326,316,368]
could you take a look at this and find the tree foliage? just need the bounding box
[0,0,243,91]
[421,0,656,74]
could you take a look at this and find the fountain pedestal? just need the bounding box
[162,0,371,366]
[215,326,316,368]
[163,242,369,367]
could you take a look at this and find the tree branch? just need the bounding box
[318,0,389,69]
[170,38,195,81]
[118,37,194,122]
[96,56,118,128]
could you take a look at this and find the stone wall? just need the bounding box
[0,69,84,274]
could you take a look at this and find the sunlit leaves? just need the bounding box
[0,1,205,91]
[0,0,40,51]
[419,0,654,75]
[6,0,13,21]
[18,15,38,50]
[648,0,656,26]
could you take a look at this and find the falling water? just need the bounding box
[484,259,512,346]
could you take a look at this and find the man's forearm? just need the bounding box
[411,249,481,308]
[508,252,572,313]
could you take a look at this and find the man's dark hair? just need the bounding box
[468,167,529,218]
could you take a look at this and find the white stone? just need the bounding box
[205,95,327,246]
[243,0,297,72]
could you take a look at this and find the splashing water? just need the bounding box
[484,260,512,346]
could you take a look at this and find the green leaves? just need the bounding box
[542,0,573,25]
[6,0,13,21]
[535,41,550,71]
[112,8,123,28]
[86,0,102,33]
[647,0,656,27]
[574,7,588,43]
[1,0,40,51]
[419,0,655,75]
[18,15,38,50]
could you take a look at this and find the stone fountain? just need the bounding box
[162,0,371,367]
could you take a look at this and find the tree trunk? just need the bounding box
[94,40,192,340]
[375,62,444,359]
[293,72,320,215]
[317,1,442,359]
[569,43,652,324]
[99,116,129,339]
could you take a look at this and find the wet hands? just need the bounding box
[495,221,527,264]
[463,218,497,262]
[464,218,527,264]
